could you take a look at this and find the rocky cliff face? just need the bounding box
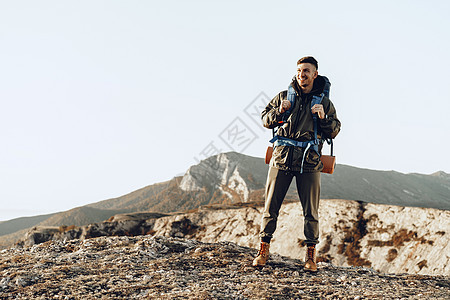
[2,235,449,299]
[19,199,450,276]
[179,152,267,202]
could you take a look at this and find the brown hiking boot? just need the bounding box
[304,245,318,272]
[252,242,270,267]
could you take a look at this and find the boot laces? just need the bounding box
[258,243,269,257]
[307,246,316,261]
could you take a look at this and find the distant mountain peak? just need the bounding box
[431,171,450,179]
[179,152,259,202]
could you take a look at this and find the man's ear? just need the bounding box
[313,70,318,79]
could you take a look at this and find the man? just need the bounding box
[253,56,341,272]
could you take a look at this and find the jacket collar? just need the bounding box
[290,75,327,96]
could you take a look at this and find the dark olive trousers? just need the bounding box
[259,167,321,245]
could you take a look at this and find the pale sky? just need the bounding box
[1,0,449,221]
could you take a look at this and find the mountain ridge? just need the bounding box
[0,151,449,249]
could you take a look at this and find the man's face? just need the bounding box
[296,63,318,92]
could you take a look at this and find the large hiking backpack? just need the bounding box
[264,76,335,174]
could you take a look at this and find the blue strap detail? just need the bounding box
[311,94,324,110]
[270,135,319,173]
[311,94,324,141]
[280,85,296,122]
[322,76,331,98]
[286,85,296,114]
[269,135,277,144]
[273,136,316,148]
[300,143,312,173]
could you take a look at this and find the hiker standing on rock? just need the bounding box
[253,56,341,272]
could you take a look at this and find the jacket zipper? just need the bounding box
[289,92,313,169]
[287,92,305,168]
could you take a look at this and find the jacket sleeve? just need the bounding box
[319,97,341,139]
[261,91,285,129]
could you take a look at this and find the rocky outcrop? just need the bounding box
[179,152,267,202]
[19,212,171,247]
[1,235,449,299]
[18,199,450,276]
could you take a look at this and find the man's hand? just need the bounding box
[279,100,291,114]
[311,104,325,119]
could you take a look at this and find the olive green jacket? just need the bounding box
[262,76,341,172]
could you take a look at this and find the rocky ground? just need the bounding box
[1,235,449,299]
[19,200,450,276]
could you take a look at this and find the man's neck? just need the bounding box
[301,85,313,94]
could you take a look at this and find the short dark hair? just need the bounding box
[297,56,318,70]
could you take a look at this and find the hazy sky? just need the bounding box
[1,0,449,221]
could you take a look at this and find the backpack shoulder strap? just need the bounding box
[311,94,324,142]
[322,75,331,98]
[281,85,296,122]
[311,75,331,142]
